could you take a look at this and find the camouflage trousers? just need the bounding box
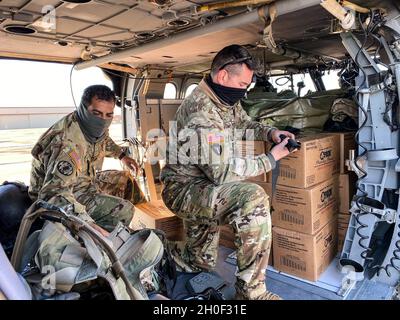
[162,179,272,298]
[95,170,146,206]
[75,170,145,231]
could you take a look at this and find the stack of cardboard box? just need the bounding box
[130,200,185,241]
[259,133,341,281]
[334,132,357,252]
[147,132,355,280]
[138,99,180,142]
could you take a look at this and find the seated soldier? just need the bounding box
[29,85,143,234]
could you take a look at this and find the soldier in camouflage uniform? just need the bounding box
[161,45,296,300]
[29,85,141,233]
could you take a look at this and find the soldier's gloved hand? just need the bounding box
[270,137,298,161]
[120,156,140,177]
[270,129,295,144]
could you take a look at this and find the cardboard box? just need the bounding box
[219,224,273,266]
[139,99,180,141]
[236,141,269,182]
[339,173,357,214]
[144,161,164,201]
[273,218,338,282]
[130,200,184,241]
[236,140,266,156]
[338,213,350,231]
[338,214,350,252]
[332,132,356,174]
[248,174,269,183]
[259,176,339,235]
[274,134,340,188]
[148,182,163,202]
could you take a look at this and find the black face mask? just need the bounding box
[76,102,112,144]
[206,75,247,106]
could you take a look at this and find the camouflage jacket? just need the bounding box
[29,112,123,220]
[161,79,276,187]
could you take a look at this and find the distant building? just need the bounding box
[0,107,121,130]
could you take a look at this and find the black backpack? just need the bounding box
[0,181,42,257]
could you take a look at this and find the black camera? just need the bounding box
[279,134,301,152]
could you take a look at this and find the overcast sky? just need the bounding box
[0,59,113,108]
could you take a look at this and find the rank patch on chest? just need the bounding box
[57,160,74,176]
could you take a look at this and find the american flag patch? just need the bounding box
[68,149,82,171]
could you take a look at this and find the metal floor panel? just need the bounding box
[215,246,395,300]
[216,246,344,300]
[265,267,342,300]
[346,279,395,300]
[164,246,395,300]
